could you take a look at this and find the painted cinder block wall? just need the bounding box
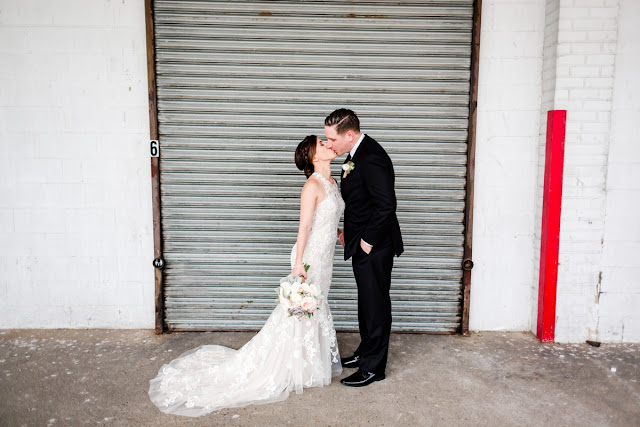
[470,0,640,342]
[530,0,640,343]
[598,0,640,342]
[549,0,620,343]
[2,0,544,331]
[0,0,155,327]
[469,0,546,332]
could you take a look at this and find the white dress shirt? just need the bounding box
[350,133,366,158]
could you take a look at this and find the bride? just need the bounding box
[148,135,345,417]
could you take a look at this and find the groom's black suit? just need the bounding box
[340,134,403,375]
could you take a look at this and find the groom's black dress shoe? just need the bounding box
[341,354,360,368]
[340,369,385,387]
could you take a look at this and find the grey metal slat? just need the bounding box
[154,0,472,333]
[154,0,474,16]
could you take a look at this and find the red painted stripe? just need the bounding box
[537,110,566,342]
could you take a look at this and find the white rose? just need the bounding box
[342,163,350,171]
[309,284,321,297]
[280,282,292,297]
[290,282,301,295]
[290,292,303,303]
[301,297,315,311]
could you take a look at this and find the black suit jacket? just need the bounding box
[340,135,404,261]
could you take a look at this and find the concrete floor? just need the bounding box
[0,330,638,427]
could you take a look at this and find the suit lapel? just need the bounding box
[341,136,369,190]
[351,135,368,164]
[341,153,351,191]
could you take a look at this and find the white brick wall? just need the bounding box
[469,0,546,331]
[0,0,154,328]
[599,0,640,342]
[475,0,639,342]
[551,0,619,342]
[1,1,637,339]
[532,0,640,343]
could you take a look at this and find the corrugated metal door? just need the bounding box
[153,0,473,332]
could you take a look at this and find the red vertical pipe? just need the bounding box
[537,110,567,342]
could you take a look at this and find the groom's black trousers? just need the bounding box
[352,241,394,375]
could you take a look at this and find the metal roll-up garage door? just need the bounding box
[153,0,473,332]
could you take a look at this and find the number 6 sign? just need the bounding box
[150,140,159,157]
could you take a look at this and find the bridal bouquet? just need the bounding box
[276,264,323,319]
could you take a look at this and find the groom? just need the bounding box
[324,109,404,387]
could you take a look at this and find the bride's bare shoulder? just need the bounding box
[301,176,324,199]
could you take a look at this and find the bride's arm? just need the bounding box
[292,179,320,278]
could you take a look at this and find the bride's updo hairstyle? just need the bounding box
[295,135,317,178]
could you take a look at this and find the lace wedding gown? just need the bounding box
[149,172,345,417]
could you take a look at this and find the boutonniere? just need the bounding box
[342,161,355,178]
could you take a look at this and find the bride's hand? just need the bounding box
[337,229,345,248]
[291,265,307,279]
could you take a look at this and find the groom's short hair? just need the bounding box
[325,109,360,135]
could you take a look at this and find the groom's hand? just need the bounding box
[338,229,345,248]
[360,239,372,254]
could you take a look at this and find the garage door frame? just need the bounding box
[144,0,482,335]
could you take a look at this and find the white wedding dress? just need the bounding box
[149,172,345,417]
